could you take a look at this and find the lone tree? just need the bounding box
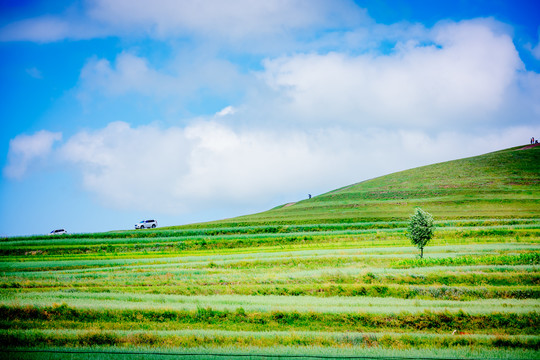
[407,207,434,258]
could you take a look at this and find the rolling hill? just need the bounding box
[1,145,539,358]
[173,144,539,228]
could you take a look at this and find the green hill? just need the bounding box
[1,145,538,358]
[179,144,540,228]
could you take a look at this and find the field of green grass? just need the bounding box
[1,145,539,359]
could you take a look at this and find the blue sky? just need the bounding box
[1,0,539,236]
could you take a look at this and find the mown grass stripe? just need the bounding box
[0,348,530,360]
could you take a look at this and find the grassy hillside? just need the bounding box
[180,145,539,228]
[1,145,538,359]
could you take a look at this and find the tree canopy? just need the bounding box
[407,207,434,258]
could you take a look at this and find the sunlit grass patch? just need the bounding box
[2,292,539,314]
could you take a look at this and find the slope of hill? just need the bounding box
[1,145,538,358]
[184,145,539,228]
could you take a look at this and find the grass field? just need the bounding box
[1,146,539,359]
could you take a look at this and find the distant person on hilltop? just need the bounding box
[531,137,535,144]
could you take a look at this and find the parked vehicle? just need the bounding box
[49,229,67,235]
[135,220,157,229]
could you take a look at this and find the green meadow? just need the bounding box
[1,145,539,359]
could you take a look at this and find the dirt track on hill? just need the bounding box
[519,143,540,150]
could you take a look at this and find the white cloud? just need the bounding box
[77,52,249,107]
[74,19,536,132]
[0,0,364,43]
[3,130,62,179]
[261,20,522,130]
[0,16,71,42]
[87,0,363,39]
[58,122,191,212]
[216,106,236,117]
[0,14,111,42]
[79,53,177,96]
[12,120,534,216]
[56,121,336,212]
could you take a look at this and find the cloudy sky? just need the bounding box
[1,0,540,236]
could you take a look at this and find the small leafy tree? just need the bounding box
[407,207,434,258]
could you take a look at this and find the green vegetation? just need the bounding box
[1,145,539,358]
[407,208,434,258]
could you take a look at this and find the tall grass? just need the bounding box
[1,304,538,334]
[393,253,540,268]
[2,293,539,314]
[1,329,539,351]
[3,345,540,360]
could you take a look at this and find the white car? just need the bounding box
[50,229,67,235]
[135,220,157,229]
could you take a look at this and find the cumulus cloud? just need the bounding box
[4,130,62,179]
[59,122,191,211]
[55,121,338,212]
[75,20,537,131]
[262,19,523,130]
[9,121,537,215]
[77,52,249,107]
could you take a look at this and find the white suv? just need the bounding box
[50,229,67,235]
[135,220,157,229]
